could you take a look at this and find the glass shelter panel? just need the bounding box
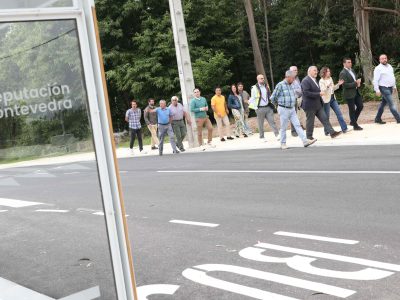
[0,19,118,299]
[0,0,74,9]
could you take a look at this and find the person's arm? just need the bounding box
[373,67,381,94]
[184,110,192,125]
[143,107,150,125]
[269,83,280,105]
[125,110,129,123]
[339,71,357,89]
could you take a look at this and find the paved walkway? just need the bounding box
[2,121,397,170]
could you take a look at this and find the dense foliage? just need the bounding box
[95,0,400,130]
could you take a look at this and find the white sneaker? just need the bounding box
[276,134,281,141]
[281,143,288,150]
[262,137,268,143]
[140,150,147,154]
[130,149,134,155]
[207,142,216,148]
[304,138,317,147]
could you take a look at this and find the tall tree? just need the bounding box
[243,0,266,79]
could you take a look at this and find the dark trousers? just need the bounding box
[346,91,364,125]
[305,107,334,139]
[129,128,143,151]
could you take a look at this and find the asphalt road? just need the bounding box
[1,145,400,299]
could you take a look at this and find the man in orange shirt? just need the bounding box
[211,86,234,142]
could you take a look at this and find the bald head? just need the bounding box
[308,66,318,78]
[257,74,265,85]
[289,66,298,77]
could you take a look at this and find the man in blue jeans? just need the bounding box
[150,100,179,156]
[270,70,317,150]
[373,54,400,124]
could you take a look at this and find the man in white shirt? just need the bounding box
[373,54,400,124]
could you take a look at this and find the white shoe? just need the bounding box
[276,134,281,141]
[207,142,216,148]
[130,149,134,155]
[140,150,147,154]
[304,138,317,147]
[281,143,288,150]
[262,138,268,143]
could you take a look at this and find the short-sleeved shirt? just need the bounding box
[169,103,185,121]
[211,94,227,118]
[156,107,172,125]
[125,108,141,129]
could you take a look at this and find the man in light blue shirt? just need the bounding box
[151,100,179,155]
[373,54,400,124]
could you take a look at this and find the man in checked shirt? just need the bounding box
[270,70,317,150]
[125,100,146,155]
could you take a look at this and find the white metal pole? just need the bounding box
[168,0,198,148]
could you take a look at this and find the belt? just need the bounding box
[278,104,293,109]
[172,119,183,121]
[158,123,169,125]
[379,86,393,89]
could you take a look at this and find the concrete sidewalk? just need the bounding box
[1,122,398,169]
[118,121,400,157]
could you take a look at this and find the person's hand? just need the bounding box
[320,91,325,96]
[338,79,344,85]
[187,120,192,126]
[204,106,208,111]
[356,79,361,87]
[376,91,382,97]
[217,112,222,117]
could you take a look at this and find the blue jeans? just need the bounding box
[375,87,400,122]
[278,106,307,145]
[323,95,348,134]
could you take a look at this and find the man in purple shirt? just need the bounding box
[169,96,192,152]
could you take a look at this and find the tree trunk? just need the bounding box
[353,0,373,85]
[262,0,274,89]
[243,0,267,81]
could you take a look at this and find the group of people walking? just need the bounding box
[125,54,399,153]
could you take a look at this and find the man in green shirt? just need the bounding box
[190,88,214,148]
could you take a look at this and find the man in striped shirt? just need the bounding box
[125,100,146,155]
[270,70,317,150]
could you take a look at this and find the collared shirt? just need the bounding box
[292,77,302,98]
[169,102,185,120]
[259,84,268,106]
[373,63,396,92]
[125,108,141,129]
[155,107,172,124]
[345,68,356,81]
[310,77,319,88]
[270,79,297,108]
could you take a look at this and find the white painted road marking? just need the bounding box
[183,264,355,299]
[239,247,393,280]
[255,243,400,271]
[274,231,359,244]
[0,210,8,213]
[63,172,81,175]
[35,209,69,213]
[158,170,400,174]
[0,198,43,208]
[169,219,219,227]
[137,284,180,300]
[0,277,100,300]
[93,212,104,216]
[157,170,400,175]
